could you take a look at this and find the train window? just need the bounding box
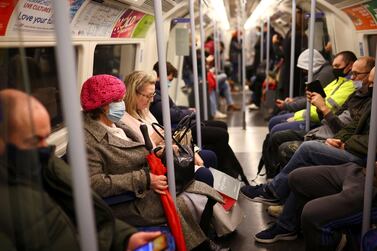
[0,47,75,131]
[93,44,136,80]
[367,35,377,57]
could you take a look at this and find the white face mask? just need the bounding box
[107,101,125,123]
[167,80,173,88]
[353,80,363,90]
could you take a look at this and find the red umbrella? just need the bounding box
[141,124,187,251]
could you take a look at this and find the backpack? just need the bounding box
[256,133,281,179]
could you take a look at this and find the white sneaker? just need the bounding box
[214,111,227,119]
[248,103,260,110]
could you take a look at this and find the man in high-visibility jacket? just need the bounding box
[268,51,358,134]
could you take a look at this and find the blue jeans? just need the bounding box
[209,91,217,116]
[267,141,365,201]
[271,141,365,232]
[268,113,294,132]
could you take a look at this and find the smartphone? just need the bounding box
[134,234,168,251]
[306,80,327,98]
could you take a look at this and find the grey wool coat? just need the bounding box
[83,113,223,250]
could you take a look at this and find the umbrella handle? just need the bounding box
[140,123,154,152]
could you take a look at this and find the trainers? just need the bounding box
[254,223,297,243]
[240,184,280,205]
[267,205,284,218]
[214,111,227,119]
[248,103,260,110]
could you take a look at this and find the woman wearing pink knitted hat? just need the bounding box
[80,74,223,250]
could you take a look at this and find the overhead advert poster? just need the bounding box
[71,1,124,37]
[343,3,377,30]
[132,14,154,38]
[6,0,55,36]
[0,0,17,36]
[111,9,145,38]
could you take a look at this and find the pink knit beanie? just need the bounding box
[80,74,126,111]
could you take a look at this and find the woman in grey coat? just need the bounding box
[80,74,222,250]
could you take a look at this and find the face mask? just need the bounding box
[332,67,347,78]
[256,31,261,36]
[107,101,125,123]
[167,80,172,88]
[353,80,363,90]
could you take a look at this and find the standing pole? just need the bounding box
[260,20,264,63]
[153,0,177,202]
[189,0,202,148]
[361,53,377,235]
[289,0,297,98]
[51,1,98,251]
[199,0,208,120]
[214,20,219,91]
[237,7,242,88]
[306,0,316,132]
[264,16,270,92]
[241,2,246,130]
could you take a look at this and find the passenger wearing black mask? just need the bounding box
[0,89,161,251]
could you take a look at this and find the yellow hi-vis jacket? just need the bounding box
[293,77,356,123]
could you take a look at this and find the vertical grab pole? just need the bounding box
[264,16,270,92]
[153,0,177,202]
[289,0,297,98]
[237,7,242,88]
[306,0,316,132]
[189,0,202,148]
[260,20,264,63]
[199,0,208,121]
[241,1,246,130]
[361,54,377,235]
[51,1,98,251]
[214,20,219,90]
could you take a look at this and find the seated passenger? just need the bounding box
[240,67,374,243]
[269,51,357,134]
[261,58,375,176]
[0,89,160,251]
[274,49,335,113]
[121,70,214,186]
[150,62,249,184]
[80,74,223,250]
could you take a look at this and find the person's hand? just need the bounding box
[325,138,345,149]
[126,231,161,251]
[286,117,295,122]
[150,173,168,194]
[284,97,294,103]
[150,131,164,146]
[308,92,330,115]
[194,152,204,166]
[275,99,285,109]
[188,107,196,112]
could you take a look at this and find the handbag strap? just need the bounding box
[151,122,189,154]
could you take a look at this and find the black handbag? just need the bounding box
[152,122,195,194]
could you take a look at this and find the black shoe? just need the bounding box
[209,240,231,251]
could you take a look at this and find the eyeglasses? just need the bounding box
[137,91,156,99]
[350,71,369,78]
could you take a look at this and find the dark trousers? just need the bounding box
[289,163,374,251]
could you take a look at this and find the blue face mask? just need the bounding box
[353,80,363,90]
[167,80,172,88]
[107,101,125,123]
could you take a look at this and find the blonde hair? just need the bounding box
[124,71,156,120]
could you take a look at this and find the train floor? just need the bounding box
[217,92,306,251]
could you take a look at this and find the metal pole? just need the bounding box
[306,0,316,132]
[289,0,297,98]
[241,2,246,130]
[260,20,264,63]
[153,0,177,202]
[264,16,270,92]
[51,1,98,251]
[189,0,202,148]
[214,20,219,91]
[361,54,377,235]
[199,0,208,120]
[237,8,242,87]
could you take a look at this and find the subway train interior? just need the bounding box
[2,0,377,250]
